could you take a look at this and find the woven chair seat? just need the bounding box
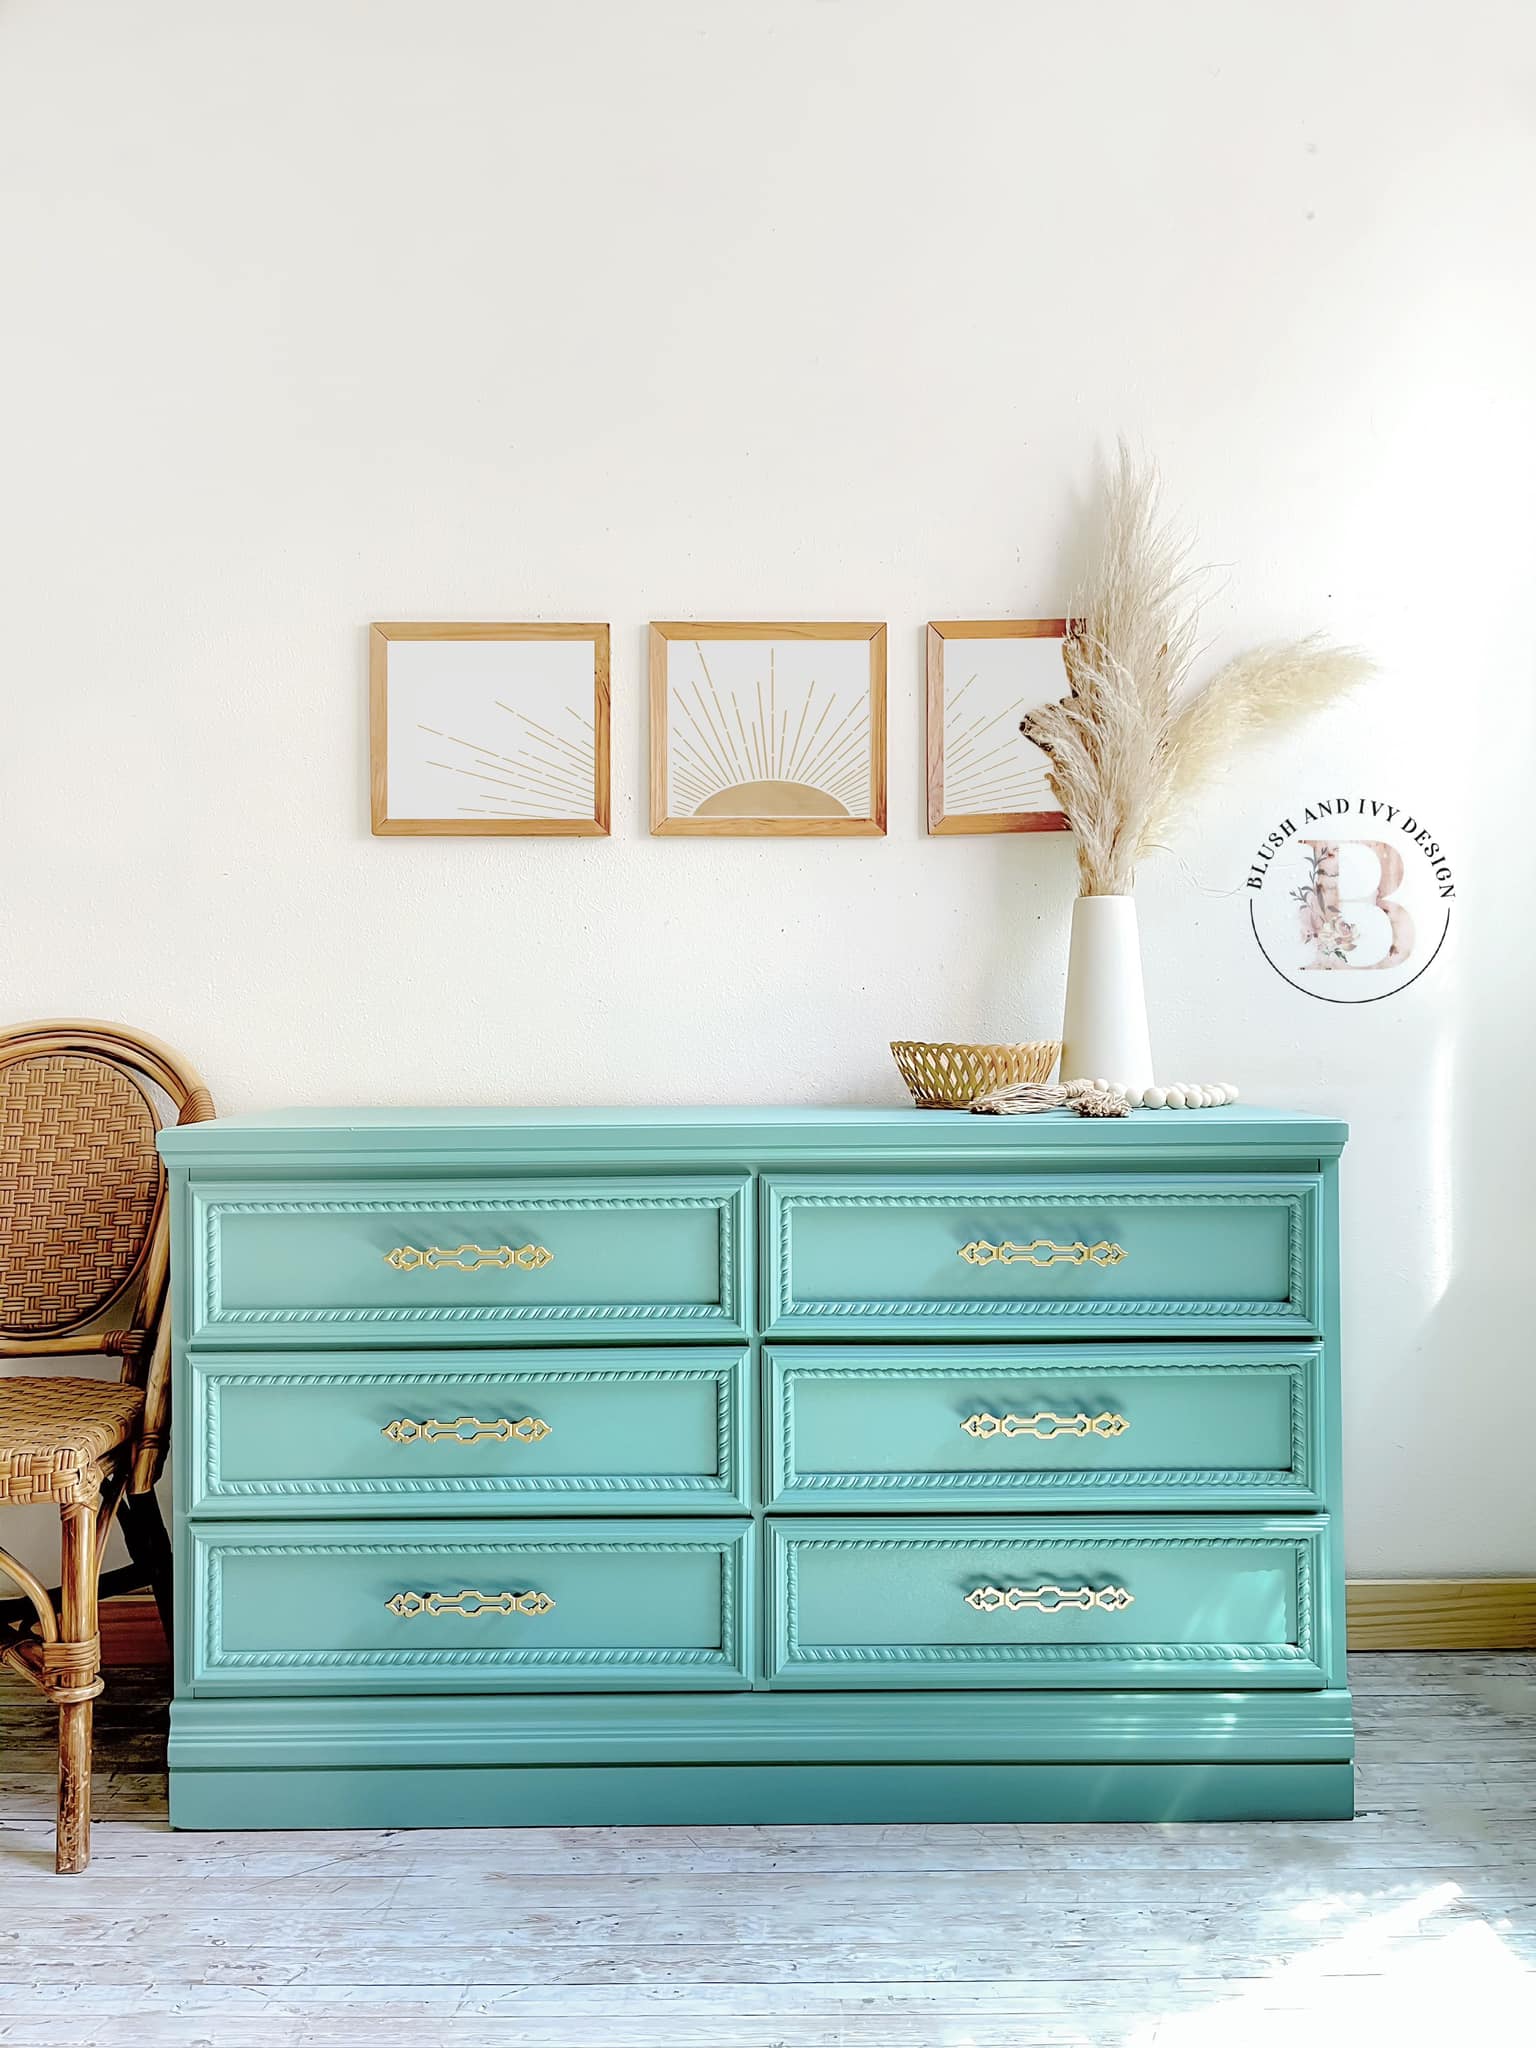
[0,1377,144,1507]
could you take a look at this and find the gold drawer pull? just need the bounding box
[958,1238,1125,1268]
[965,1583,1134,1614]
[386,1587,555,1619]
[382,1414,551,1446]
[385,1242,553,1272]
[962,1410,1128,1441]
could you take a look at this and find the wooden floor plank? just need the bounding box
[0,1653,1533,2046]
[6,1865,1534,1925]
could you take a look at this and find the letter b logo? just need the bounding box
[1249,803,1450,1004]
[1296,840,1414,970]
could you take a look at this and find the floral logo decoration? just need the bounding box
[1247,799,1452,1004]
[1294,842,1360,968]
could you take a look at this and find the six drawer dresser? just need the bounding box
[158,1105,1353,1828]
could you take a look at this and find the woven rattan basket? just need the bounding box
[890,1038,1061,1109]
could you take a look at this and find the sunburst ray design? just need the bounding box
[417,699,597,819]
[671,643,871,818]
[943,671,1055,815]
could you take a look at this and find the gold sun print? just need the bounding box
[942,671,1054,815]
[417,699,598,819]
[670,643,871,819]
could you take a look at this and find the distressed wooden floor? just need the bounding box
[1,1655,1533,2046]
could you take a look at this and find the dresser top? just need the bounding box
[159,1103,1346,1167]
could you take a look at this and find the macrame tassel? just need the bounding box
[1068,1085,1131,1117]
[969,1082,1069,1117]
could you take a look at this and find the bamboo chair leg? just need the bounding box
[117,1487,174,1651]
[57,1698,93,1875]
[54,1503,101,1874]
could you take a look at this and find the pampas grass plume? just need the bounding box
[1023,447,1374,894]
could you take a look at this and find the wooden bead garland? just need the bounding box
[1064,1079,1240,1110]
[969,1078,1242,1118]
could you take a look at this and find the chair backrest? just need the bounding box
[0,1021,213,1489]
[0,1048,162,1339]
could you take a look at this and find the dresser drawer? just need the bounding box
[765,1344,1325,1510]
[764,1175,1320,1337]
[188,1519,754,1692]
[767,1515,1333,1689]
[188,1178,750,1343]
[188,1349,750,1515]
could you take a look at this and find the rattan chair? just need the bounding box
[0,1020,213,1871]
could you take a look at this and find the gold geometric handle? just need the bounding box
[958,1238,1125,1267]
[961,1410,1128,1441]
[964,1583,1133,1614]
[386,1587,555,1619]
[382,1415,551,1446]
[385,1242,553,1272]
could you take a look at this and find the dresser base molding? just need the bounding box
[169,1760,1355,1829]
[170,1688,1353,1772]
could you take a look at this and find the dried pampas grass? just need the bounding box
[1024,447,1373,895]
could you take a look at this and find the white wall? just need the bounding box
[3,0,1533,1575]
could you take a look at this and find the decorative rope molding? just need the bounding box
[770,1184,1314,1325]
[199,1472,733,1499]
[198,1535,743,1674]
[777,1469,1305,1494]
[775,1530,1318,1669]
[202,1644,732,1672]
[113,1577,1536,1666]
[197,1362,740,1502]
[205,1303,726,1326]
[787,1640,1310,1666]
[196,1188,743,1328]
[770,1357,1312,1498]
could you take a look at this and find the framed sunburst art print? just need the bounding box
[649,622,886,836]
[926,619,1070,834]
[369,622,610,836]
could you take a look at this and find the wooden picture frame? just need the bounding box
[926,619,1070,835]
[370,622,611,837]
[650,622,887,837]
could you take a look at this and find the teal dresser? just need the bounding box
[157,1106,1353,1827]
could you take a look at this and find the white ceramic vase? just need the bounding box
[1059,894,1154,1089]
